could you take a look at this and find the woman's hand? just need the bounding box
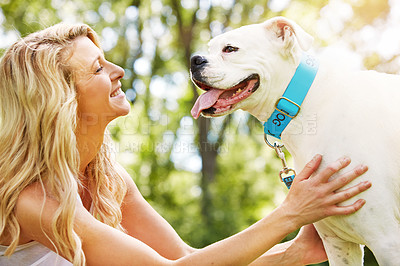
[291,224,328,265]
[280,154,371,229]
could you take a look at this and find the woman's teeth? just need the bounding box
[110,88,122,97]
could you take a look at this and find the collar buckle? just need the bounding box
[274,96,301,119]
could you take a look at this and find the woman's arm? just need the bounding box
[116,155,369,265]
[117,163,196,259]
[172,155,370,265]
[15,155,370,265]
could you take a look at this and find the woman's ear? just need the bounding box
[263,16,314,54]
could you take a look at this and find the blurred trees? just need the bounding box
[0,0,394,265]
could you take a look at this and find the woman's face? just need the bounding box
[69,36,130,129]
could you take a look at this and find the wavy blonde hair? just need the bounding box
[0,23,127,265]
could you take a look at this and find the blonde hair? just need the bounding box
[0,23,127,265]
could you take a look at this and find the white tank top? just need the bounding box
[0,241,72,266]
[0,195,91,265]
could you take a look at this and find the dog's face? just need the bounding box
[190,17,313,120]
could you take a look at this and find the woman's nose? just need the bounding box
[110,63,124,81]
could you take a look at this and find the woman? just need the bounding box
[0,23,370,266]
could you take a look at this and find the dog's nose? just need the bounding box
[190,55,208,71]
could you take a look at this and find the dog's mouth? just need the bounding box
[191,74,260,119]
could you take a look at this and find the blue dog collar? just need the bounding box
[263,53,319,139]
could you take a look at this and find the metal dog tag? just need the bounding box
[279,169,296,189]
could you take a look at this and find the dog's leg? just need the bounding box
[368,240,400,266]
[321,239,363,266]
[364,221,400,266]
[314,221,363,266]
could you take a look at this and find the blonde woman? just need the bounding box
[0,23,371,266]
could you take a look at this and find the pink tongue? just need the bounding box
[191,89,225,119]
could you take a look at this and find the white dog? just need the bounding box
[190,16,400,265]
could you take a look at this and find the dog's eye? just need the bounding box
[222,46,239,53]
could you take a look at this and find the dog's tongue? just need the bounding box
[191,88,225,119]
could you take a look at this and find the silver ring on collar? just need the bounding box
[263,133,284,149]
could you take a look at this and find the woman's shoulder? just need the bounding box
[14,182,59,245]
[112,163,145,207]
[16,182,48,214]
[16,182,59,212]
[114,162,138,193]
[16,181,59,217]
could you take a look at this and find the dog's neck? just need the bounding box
[263,53,319,140]
[243,53,319,133]
[243,53,332,160]
[255,58,336,162]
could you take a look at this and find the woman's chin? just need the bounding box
[115,103,131,118]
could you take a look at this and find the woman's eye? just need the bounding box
[95,66,104,73]
[222,46,239,53]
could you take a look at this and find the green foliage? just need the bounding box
[0,0,390,264]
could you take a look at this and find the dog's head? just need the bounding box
[190,17,314,120]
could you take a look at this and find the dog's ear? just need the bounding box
[263,17,313,54]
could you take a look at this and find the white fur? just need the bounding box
[194,16,400,265]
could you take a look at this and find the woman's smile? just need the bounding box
[110,87,123,98]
